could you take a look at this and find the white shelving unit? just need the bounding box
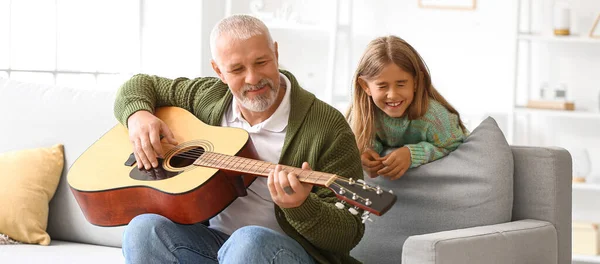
[513,2,600,263]
[518,33,600,44]
[509,1,600,144]
[514,107,600,119]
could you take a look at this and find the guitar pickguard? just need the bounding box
[129,158,181,181]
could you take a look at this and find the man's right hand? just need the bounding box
[127,110,178,170]
[361,149,384,178]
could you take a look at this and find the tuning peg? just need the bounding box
[352,193,358,200]
[339,188,346,195]
[376,186,383,195]
[389,189,394,194]
[348,207,359,215]
[348,178,356,185]
[357,179,370,190]
[361,211,372,223]
[361,213,373,223]
[335,202,345,209]
[364,198,372,206]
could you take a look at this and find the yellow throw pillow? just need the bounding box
[0,144,64,245]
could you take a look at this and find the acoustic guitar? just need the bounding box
[67,107,396,227]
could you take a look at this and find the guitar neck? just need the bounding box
[193,151,336,187]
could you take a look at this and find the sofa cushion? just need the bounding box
[0,78,125,247]
[351,116,514,263]
[0,144,64,245]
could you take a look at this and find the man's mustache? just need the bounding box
[242,79,274,95]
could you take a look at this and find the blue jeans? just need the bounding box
[122,214,316,264]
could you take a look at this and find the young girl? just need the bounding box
[346,35,468,180]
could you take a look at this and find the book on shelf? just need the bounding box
[526,100,575,110]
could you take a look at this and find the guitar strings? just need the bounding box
[166,149,330,184]
[163,147,386,196]
[186,150,328,181]
[163,147,384,211]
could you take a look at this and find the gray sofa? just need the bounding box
[0,78,572,263]
[352,145,572,264]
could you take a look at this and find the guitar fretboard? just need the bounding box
[193,152,336,186]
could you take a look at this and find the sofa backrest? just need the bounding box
[510,146,572,264]
[0,78,125,247]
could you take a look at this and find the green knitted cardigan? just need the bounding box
[372,99,468,168]
[113,70,365,264]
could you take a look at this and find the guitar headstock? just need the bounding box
[328,177,397,222]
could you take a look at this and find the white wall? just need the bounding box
[141,0,203,79]
[351,0,518,116]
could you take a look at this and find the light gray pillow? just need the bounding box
[351,117,514,263]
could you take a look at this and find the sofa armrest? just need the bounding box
[402,219,558,264]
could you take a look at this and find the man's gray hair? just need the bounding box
[210,14,274,63]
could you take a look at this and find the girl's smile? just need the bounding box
[385,101,403,108]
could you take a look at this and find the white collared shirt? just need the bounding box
[209,73,291,235]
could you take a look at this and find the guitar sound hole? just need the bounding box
[169,147,205,168]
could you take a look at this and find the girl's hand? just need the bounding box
[267,163,314,208]
[378,147,411,180]
[361,149,385,178]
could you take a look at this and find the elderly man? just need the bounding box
[115,14,364,264]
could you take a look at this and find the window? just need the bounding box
[3,0,205,89]
[2,0,140,89]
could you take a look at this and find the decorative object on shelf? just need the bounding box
[554,83,568,100]
[539,82,550,100]
[526,100,575,110]
[528,82,574,110]
[418,0,476,10]
[571,148,592,182]
[590,13,600,38]
[553,2,571,36]
[573,176,586,183]
[572,222,600,255]
[537,82,570,100]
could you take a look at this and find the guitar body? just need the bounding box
[68,107,258,227]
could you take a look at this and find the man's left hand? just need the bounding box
[268,162,314,208]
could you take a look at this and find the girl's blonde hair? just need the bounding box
[346,35,466,153]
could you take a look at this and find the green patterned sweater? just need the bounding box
[373,100,468,168]
[113,70,365,264]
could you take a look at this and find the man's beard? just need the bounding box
[238,78,278,112]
